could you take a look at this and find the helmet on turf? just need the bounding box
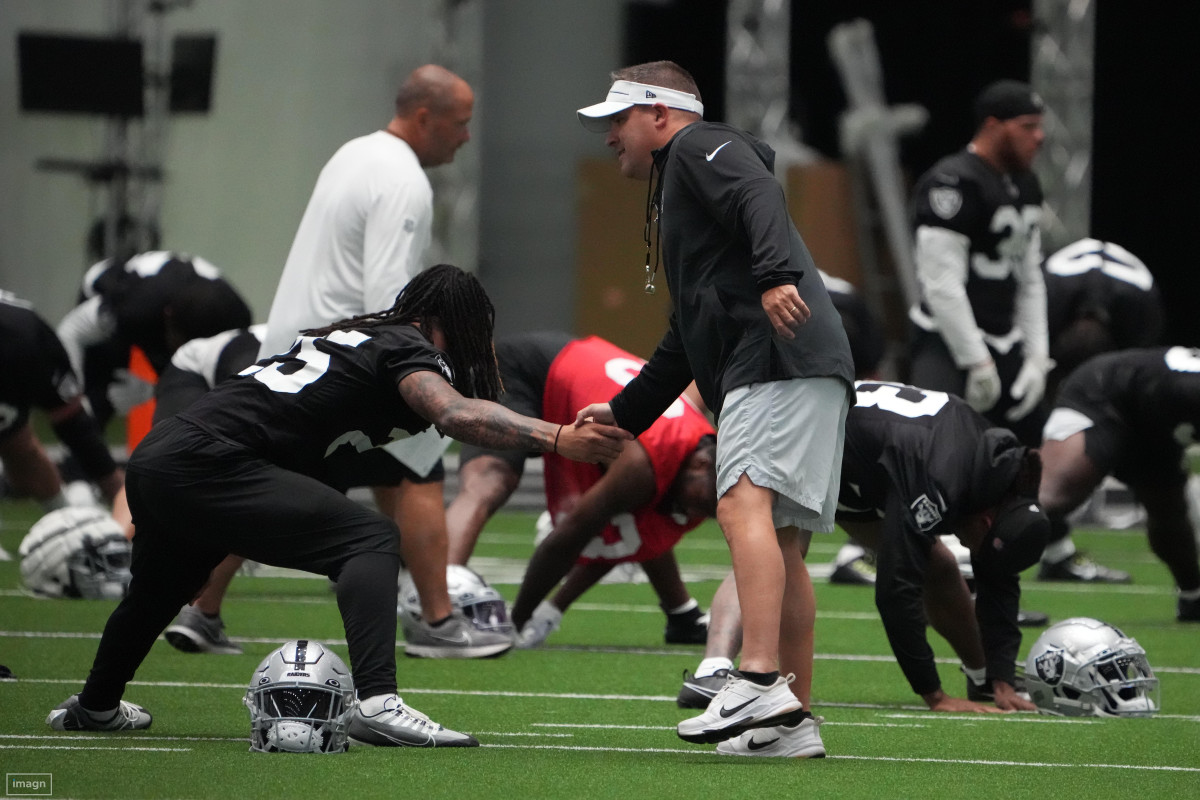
[1025,617,1158,717]
[18,507,132,599]
[398,564,514,635]
[243,640,356,753]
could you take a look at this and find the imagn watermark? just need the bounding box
[5,774,52,797]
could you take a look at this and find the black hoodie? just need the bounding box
[609,122,854,435]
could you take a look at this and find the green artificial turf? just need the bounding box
[1,498,1197,799]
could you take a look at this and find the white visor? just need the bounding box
[577,80,704,131]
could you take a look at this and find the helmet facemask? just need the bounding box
[68,535,132,599]
[1026,617,1159,717]
[244,640,356,753]
[19,507,132,599]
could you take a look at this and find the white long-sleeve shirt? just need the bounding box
[258,131,433,360]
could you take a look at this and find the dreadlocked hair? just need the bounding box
[301,264,502,401]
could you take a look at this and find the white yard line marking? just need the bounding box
[828,754,1200,772]
[8,679,1198,720]
[0,734,243,742]
[480,742,1200,770]
[5,641,1198,677]
[485,743,702,754]
[884,712,1200,723]
[4,731,1196,772]
[474,731,575,737]
[884,713,1099,724]
[532,721,926,730]
[0,744,190,752]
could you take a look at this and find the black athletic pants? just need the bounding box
[78,418,402,710]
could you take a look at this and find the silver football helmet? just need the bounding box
[18,507,132,599]
[243,640,356,753]
[1025,617,1159,717]
[398,564,514,635]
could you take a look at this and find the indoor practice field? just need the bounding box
[2,499,1198,799]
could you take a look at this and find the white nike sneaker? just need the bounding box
[716,714,826,758]
[676,671,805,744]
[47,694,152,731]
[346,694,478,747]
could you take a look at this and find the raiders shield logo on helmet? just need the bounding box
[1034,648,1065,685]
[929,187,962,220]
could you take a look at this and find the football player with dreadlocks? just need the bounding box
[45,265,632,747]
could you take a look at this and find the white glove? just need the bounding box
[516,600,562,649]
[964,359,1001,413]
[106,368,155,414]
[1006,357,1054,422]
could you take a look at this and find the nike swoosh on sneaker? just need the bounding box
[718,697,755,718]
[747,735,780,751]
[705,141,732,161]
[430,630,471,645]
[372,727,435,747]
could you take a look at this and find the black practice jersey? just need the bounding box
[170,324,451,481]
[0,291,80,438]
[839,381,1027,694]
[82,252,251,374]
[1055,347,1200,459]
[1044,239,1164,349]
[912,150,1043,336]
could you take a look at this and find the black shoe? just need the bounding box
[676,668,730,709]
[964,668,1025,702]
[1016,609,1049,627]
[829,555,877,586]
[1178,595,1200,622]
[0,665,15,681]
[966,677,994,703]
[664,606,709,645]
[1038,554,1131,584]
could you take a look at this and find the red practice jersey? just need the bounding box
[540,336,715,564]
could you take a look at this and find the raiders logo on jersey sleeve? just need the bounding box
[910,493,943,531]
[435,354,453,382]
[929,187,963,220]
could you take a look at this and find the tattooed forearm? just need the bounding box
[401,370,555,452]
[439,399,556,452]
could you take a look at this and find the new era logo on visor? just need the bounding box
[645,90,656,98]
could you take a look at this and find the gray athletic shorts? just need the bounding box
[715,376,850,532]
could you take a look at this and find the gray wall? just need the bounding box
[0,0,622,336]
[478,1,621,337]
